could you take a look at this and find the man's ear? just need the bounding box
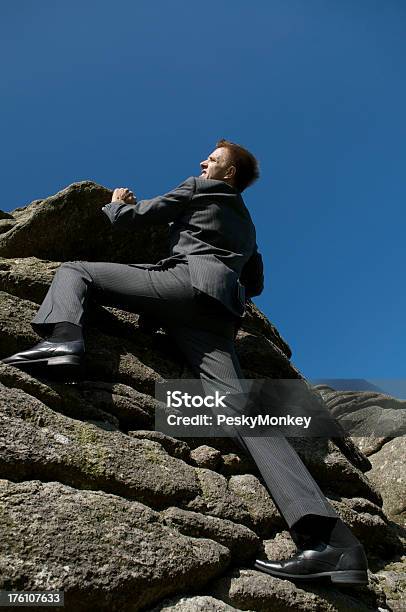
[225,165,237,180]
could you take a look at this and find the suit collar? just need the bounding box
[193,176,240,194]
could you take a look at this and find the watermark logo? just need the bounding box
[154,379,406,438]
[166,390,228,408]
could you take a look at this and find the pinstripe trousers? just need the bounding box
[32,259,337,528]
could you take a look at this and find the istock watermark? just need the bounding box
[166,390,228,408]
[166,411,312,430]
[154,379,406,438]
[155,379,331,437]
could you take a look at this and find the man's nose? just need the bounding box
[200,160,207,169]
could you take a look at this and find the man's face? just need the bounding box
[200,147,235,182]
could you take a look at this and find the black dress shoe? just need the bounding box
[254,543,368,585]
[1,339,84,368]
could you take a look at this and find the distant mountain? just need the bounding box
[311,379,385,393]
[311,379,406,399]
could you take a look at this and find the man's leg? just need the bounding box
[168,323,338,526]
[3,260,192,367]
[167,322,367,584]
[31,261,188,334]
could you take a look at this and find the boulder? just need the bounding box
[187,469,252,527]
[210,568,387,612]
[368,437,406,527]
[161,507,260,563]
[0,383,199,509]
[0,479,230,611]
[0,181,169,263]
[191,445,222,470]
[317,385,406,453]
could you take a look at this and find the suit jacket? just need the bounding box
[102,176,264,318]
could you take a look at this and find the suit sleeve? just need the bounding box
[102,177,195,229]
[239,243,264,298]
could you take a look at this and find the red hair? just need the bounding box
[216,139,260,192]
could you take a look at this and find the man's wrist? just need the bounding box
[110,198,136,205]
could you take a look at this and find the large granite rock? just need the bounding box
[0,182,404,611]
[316,385,406,449]
[318,385,406,530]
[368,437,406,527]
[212,531,394,610]
[0,383,199,509]
[210,568,387,611]
[0,181,169,263]
[161,507,260,563]
[0,480,230,611]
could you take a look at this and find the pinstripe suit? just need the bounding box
[31,176,337,528]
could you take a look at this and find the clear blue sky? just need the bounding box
[1,1,405,381]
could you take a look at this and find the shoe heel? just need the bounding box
[47,355,81,366]
[331,570,368,585]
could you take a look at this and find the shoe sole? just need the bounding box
[254,563,368,586]
[3,356,84,382]
[4,355,82,367]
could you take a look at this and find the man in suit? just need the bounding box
[2,140,367,585]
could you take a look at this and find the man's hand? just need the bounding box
[111,187,136,204]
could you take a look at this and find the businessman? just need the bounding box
[2,140,367,584]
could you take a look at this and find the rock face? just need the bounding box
[367,437,406,527]
[0,183,405,611]
[316,384,406,446]
[318,385,406,528]
[0,480,230,612]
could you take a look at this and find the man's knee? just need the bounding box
[58,261,88,272]
[56,261,93,280]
